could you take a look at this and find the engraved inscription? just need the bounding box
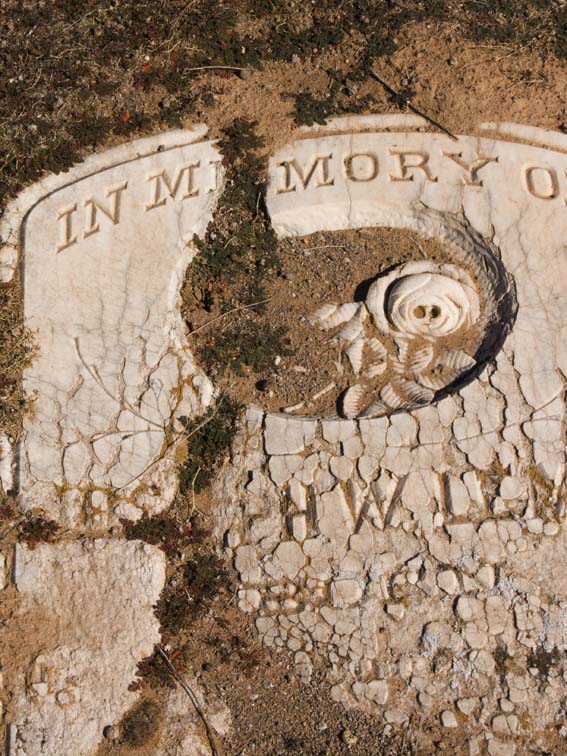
[145,162,200,210]
[276,155,334,193]
[523,165,560,200]
[275,147,501,193]
[55,159,218,253]
[344,152,379,182]
[56,204,79,253]
[442,152,498,186]
[388,149,438,183]
[84,181,128,238]
[273,148,567,203]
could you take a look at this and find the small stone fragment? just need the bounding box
[467,738,480,756]
[499,476,524,500]
[330,579,363,607]
[386,603,405,621]
[446,476,470,516]
[492,714,519,736]
[329,456,354,480]
[342,435,363,460]
[544,521,559,536]
[291,514,307,542]
[437,569,459,595]
[265,415,306,455]
[476,564,495,588]
[463,471,484,505]
[526,518,543,534]
[441,710,458,728]
[340,728,358,747]
[457,698,477,716]
[367,680,389,705]
[235,545,262,583]
[273,541,307,580]
[487,738,516,756]
[289,478,307,511]
[384,708,408,725]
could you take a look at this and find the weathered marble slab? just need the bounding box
[212,118,567,752]
[1,129,223,525]
[267,123,567,480]
[8,539,165,755]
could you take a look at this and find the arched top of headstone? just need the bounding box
[2,127,224,525]
[0,126,212,282]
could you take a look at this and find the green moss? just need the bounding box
[158,554,231,637]
[18,516,60,549]
[179,397,242,495]
[119,698,161,747]
[122,513,205,557]
[200,322,291,377]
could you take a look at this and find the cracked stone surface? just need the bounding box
[5,115,567,754]
[6,539,165,756]
[211,117,567,754]
[0,128,223,527]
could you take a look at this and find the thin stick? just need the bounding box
[189,466,206,519]
[157,646,221,756]
[370,70,459,142]
[304,244,348,251]
[188,298,271,336]
[114,391,229,492]
[186,65,249,72]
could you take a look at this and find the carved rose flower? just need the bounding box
[366,261,480,339]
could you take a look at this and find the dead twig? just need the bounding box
[370,70,459,141]
[157,646,221,756]
[187,298,271,336]
[186,65,249,73]
[303,244,348,251]
[188,466,206,519]
[113,390,230,493]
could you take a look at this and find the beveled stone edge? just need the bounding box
[299,113,428,134]
[299,115,567,156]
[479,121,567,154]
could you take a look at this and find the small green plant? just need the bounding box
[199,322,291,378]
[186,119,294,381]
[190,119,278,285]
[293,82,340,127]
[118,698,161,747]
[158,554,231,637]
[179,397,242,495]
[527,646,560,688]
[18,516,59,549]
[122,514,207,557]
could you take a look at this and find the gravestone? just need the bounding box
[1,128,223,755]
[1,127,223,526]
[212,115,567,747]
[5,115,567,755]
[8,540,165,756]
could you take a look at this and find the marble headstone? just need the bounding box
[1,127,223,526]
